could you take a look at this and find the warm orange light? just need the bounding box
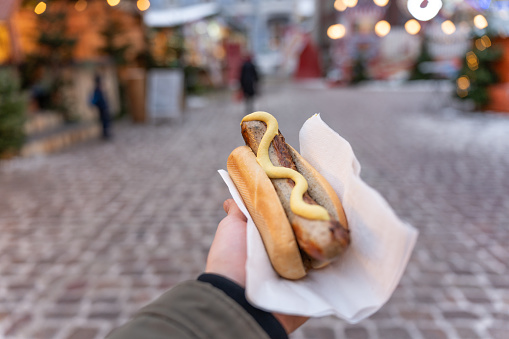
[75,0,87,12]
[466,51,479,71]
[457,76,470,90]
[374,20,391,37]
[441,20,456,35]
[466,52,477,63]
[34,2,46,14]
[481,35,491,48]
[343,0,358,8]
[474,14,488,30]
[404,19,421,35]
[107,0,121,6]
[475,39,486,51]
[334,0,347,11]
[457,88,468,98]
[373,0,389,7]
[137,0,150,11]
[327,24,346,40]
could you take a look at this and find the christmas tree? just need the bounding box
[455,34,502,110]
[0,69,26,158]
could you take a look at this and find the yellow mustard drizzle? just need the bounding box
[242,111,330,221]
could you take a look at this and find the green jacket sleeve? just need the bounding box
[107,279,282,339]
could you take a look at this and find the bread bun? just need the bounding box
[227,146,307,280]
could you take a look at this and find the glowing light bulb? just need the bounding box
[481,35,491,47]
[474,14,488,30]
[374,20,391,37]
[327,24,346,39]
[466,51,479,71]
[75,0,87,12]
[441,20,456,35]
[373,0,389,7]
[343,0,358,8]
[334,0,347,11]
[405,19,421,35]
[457,76,470,90]
[107,0,121,6]
[34,2,46,14]
[137,0,150,11]
[475,39,485,51]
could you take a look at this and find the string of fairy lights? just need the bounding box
[327,0,490,40]
[34,0,151,15]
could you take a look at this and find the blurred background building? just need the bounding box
[1,0,509,159]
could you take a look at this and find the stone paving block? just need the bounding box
[301,326,337,339]
[344,325,370,339]
[377,326,413,339]
[29,326,61,339]
[65,327,99,339]
[453,327,481,339]
[488,328,509,339]
[418,327,449,339]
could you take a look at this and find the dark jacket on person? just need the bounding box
[90,78,112,139]
[240,60,259,98]
[106,274,288,339]
[91,87,108,116]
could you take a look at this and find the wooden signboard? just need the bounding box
[146,69,184,122]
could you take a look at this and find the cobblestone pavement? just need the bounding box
[1,80,508,339]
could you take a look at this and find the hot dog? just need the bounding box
[227,112,350,280]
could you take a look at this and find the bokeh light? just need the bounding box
[457,76,470,90]
[75,0,87,12]
[474,14,488,30]
[334,0,347,11]
[373,0,389,7]
[481,35,491,47]
[466,51,479,71]
[34,2,46,15]
[327,24,346,40]
[404,19,421,35]
[343,0,358,8]
[475,35,492,51]
[208,22,222,40]
[107,0,121,7]
[441,20,456,35]
[374,20,391,37]
[137,0,151,11]
[475,39,485,51]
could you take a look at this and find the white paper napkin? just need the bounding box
[218,114,418,323]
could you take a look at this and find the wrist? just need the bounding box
[273,313,308,334]
[197,273,289,339]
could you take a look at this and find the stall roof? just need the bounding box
[143,3,220,28]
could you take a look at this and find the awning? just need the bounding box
[143,3,220,28]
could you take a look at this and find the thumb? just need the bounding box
[223,199,247,222]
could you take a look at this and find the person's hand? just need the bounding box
[205,199,308,334]
[205,199,248,286]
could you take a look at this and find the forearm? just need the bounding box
[107,274,288,339]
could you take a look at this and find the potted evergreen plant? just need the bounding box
[0,68,27,159]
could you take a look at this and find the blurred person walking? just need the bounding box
[90,75,112,140]
[239,55,260,114]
